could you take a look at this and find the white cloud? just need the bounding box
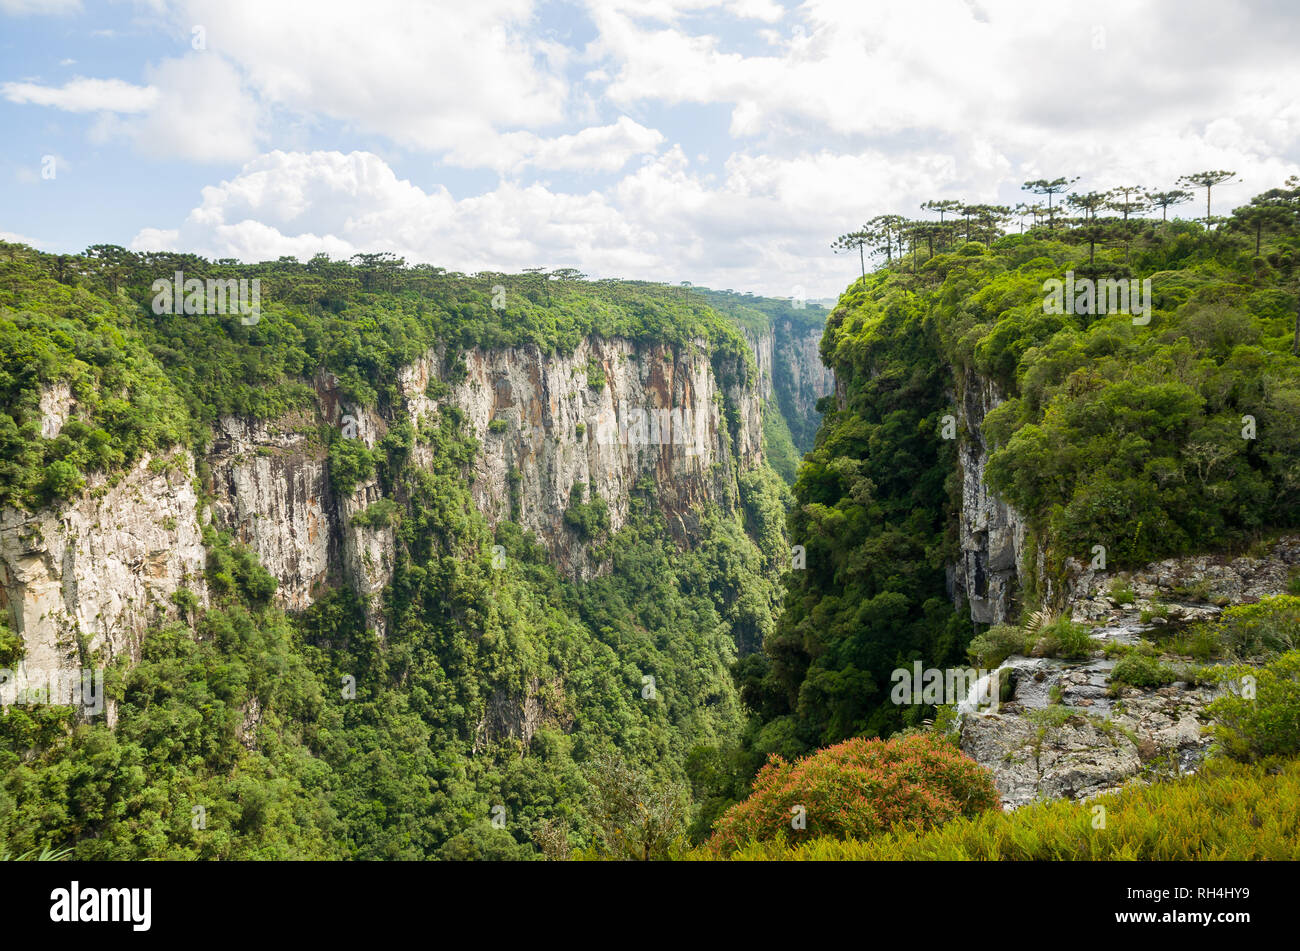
[92,54,266,161]
[0,230,45,247]
[13,0,1300,299]
[449,117,666,174]
[162,0,568,153]
[583,0,1300,214]
[2,76,158,112]
[129,147,994,296]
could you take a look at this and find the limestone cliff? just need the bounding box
[0,451,208,716]
[950,370,1032,625]
[1,328,809,693]
[743,320,834,451]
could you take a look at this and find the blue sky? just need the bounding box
[3,0,1299,297]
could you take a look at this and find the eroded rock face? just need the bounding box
[1,335,777,714]
[1067,538,1300,622]
[433,339,763,577]
[772,323,834,448]
[959,649,1217,809]
[952,372,1030,624]
[0,452,208,714]
[958,535,1300,809]
[206,413,334,611]
[744,323,833,450]
[961,681,1214,808]
[38,382,73,440]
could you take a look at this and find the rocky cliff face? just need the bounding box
[206,412,334,611]
[1,333,782,694]
[430,338,761,577]
[744,321,834,450]
[950,371,1032,625]
[0,451,207,718]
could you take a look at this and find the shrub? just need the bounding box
[328,438,377,495]
[0,615,22,667]
[583,753,689,861]
[563,483,610,540]
[1110,653,1177,688]
[1172,579,1213,603]
[1212,595,1300,658]
[967,624,1027,668]
[1033,616,1095,660]
[351,497,400,530]
[170,587,199,617]
[1108,578,1136,605]
[691,757,1300,861]
[1139,602,1170,623]
[709,734,1000,854]
[1207,650,1300,762]
[38,460,84,504]
[436,825,537,861]
[487,417,508,434]
[1169,623,1224,661]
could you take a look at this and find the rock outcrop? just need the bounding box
[958,534,1300,809]
[951,372,1030,625]
[433,339,761,576]
[0,451,208,717]
[2,329,797,695]
[206,413,334,611]
[744,321,834,450]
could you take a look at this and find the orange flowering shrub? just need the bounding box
[710,734,1000,853]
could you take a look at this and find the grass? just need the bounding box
[1139,601,1170,623]
[968,615,1097,668]
[0,846,72,861]
[1108,577,1136,605]
[687,757,1300,860]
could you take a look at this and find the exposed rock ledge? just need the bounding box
[959,534,1299,809]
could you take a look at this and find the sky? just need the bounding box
[2,0,1299,299]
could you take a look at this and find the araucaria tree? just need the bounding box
[832,229,872,284]
[1147,189,1193,222]
[1022,176,1079,231]
[1178,170,1237,230]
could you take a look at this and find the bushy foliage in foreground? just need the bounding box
[708,734,1000,854]
[1207,650,1300,762]
[693,756,1300,860]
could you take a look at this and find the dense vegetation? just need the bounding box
[0,245,797,858]
[691,287,829,453]
[0,246,766,510]
[694,756,1300,860]
[5,170,1300,861]
[708,733,1000,854]
[743,177,1300,759]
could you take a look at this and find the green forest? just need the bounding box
[0,244,799,858]
[744,175,1300,758]
[3,172,1300,861]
